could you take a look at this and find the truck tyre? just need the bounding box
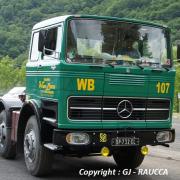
[0,110,16,159]
[113,146,144,169]
[24,115,53,176]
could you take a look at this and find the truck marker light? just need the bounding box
[141,146,149,156]
[101,147,110,157]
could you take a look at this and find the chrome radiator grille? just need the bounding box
[68,97,170,121]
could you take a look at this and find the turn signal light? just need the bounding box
[141,146,149,156]
[101,147,110,157]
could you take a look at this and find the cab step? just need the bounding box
[44,143,62,151]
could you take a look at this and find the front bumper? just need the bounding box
[52,129,175,155]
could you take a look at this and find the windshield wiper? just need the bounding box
[106,62,115,67]
[136,64,144,69]
[152,67,170,72]
[106,61,144,69]
[150,63,170,71]
[161,66,170,71]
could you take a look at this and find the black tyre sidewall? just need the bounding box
[0,110,16,158]
[24,115,40,174]
[24,115,53,176]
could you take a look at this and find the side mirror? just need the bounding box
[19,94,26,103]
[38,30,46,52]
[177,44,180,62]
[138,40,143,56]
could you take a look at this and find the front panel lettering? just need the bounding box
[156,82,170,94]
[77,78,95,91]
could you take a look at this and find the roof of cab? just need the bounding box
[32,15,72,30]
[32,15,167,30]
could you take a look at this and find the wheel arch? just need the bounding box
[0,100,5,112]
[17,100,41,153]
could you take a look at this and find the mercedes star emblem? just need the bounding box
[117,100,133,118]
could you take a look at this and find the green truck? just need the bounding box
[0,15,179,176]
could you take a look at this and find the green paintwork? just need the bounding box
[26,15,176,130]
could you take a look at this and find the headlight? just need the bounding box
[156,131,172,142]
[66,133,90,145]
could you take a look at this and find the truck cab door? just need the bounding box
[37,25,63,98]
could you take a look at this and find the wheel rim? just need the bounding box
[24,130,37,163]
[0,112,7,148]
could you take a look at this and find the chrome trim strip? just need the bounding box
[70,107,101,110]
[147,108,169,111]
[103,108,116,110]
[133,108,146,111]
[69,107,169,111]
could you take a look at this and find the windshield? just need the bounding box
[67,19,170,67]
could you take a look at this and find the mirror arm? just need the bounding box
[177,44,180,61]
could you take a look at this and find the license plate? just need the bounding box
[111,137,139,146]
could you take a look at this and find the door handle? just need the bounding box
[37,64,42,69]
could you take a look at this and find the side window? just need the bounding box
[39,25,62,60]
[30,32,39,61]
[44,27,57,55]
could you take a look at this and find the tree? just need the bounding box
[0,56,26,94]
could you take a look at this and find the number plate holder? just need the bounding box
[111,137,139,146]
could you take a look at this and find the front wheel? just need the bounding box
[24,115,53,176]
[113,146,144,169]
